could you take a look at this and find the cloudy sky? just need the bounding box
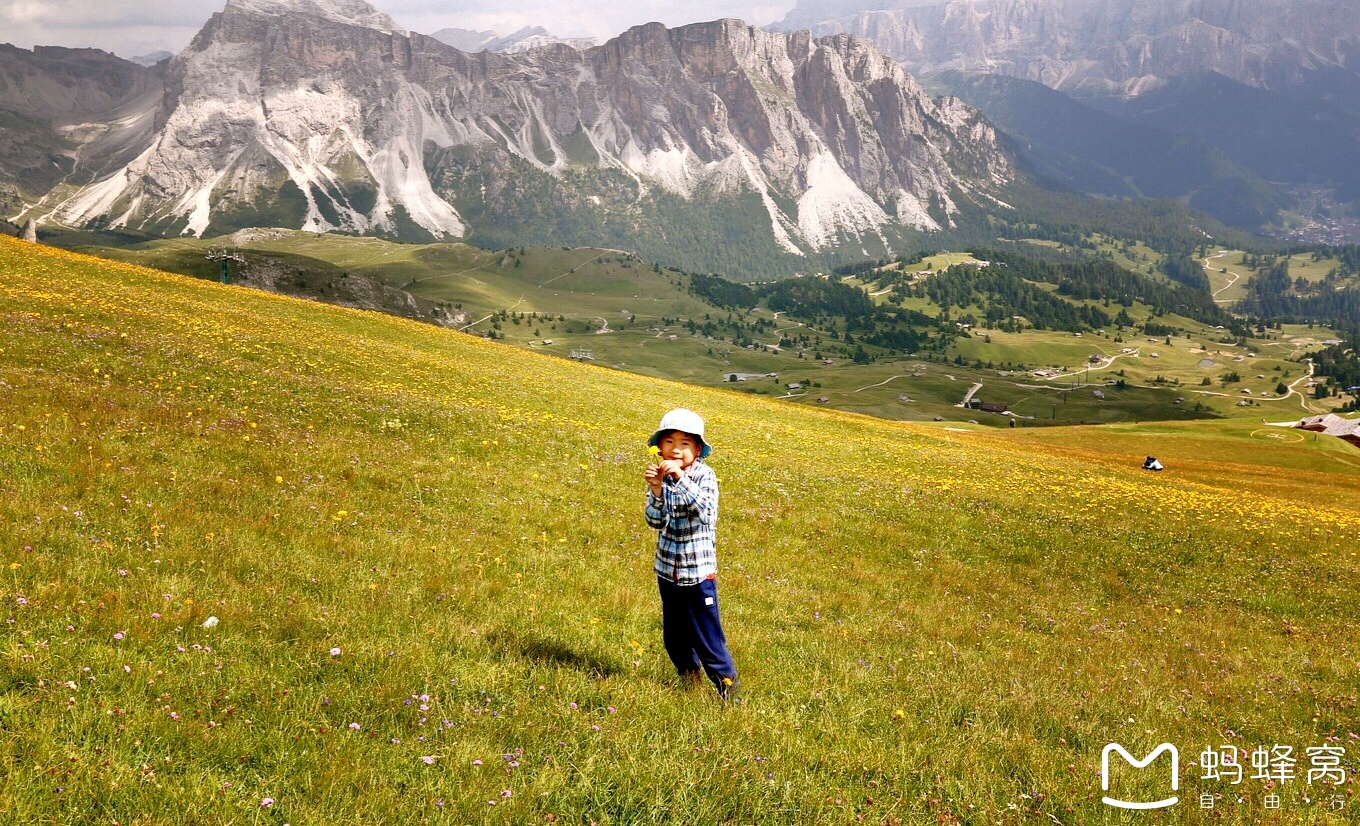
[2,0,798,60]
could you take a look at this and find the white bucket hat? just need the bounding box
[647,408,712,459]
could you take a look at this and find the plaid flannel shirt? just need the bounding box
[645,460,719,585]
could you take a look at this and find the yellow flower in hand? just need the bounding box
[648,445,661,466]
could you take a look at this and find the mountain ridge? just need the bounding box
[926,70,1285,228]
[774,0,1360,99]
[429,26,597,54]
[3,0,1016,275]
[772,0,1360,240]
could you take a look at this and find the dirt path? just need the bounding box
[1287,360,1319,412]
[539,251,610,287]
[1202,250,1242,303]
[1177,361,1318,409]
[457,295,524,332]
[402,253,494,289]
[1213,272,1241,301]
[1046,348,1140,380]
[957,382,984,408]
[851,375,911,393]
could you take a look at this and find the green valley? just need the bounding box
[61,229,1357,429]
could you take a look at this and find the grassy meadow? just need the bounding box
[73,231,1357,429]
[80,231,718,330]
[2,236,1358,824]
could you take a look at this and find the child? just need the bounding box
[643,408,738,701]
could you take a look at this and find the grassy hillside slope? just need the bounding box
[1,236,1357,824]
[76,232,1353,428]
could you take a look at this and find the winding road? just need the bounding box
[850,375,911,393]
[1045,348,1140,380]
[957,382,984,408]
[1202,250,1242,303]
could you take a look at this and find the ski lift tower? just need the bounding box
[205,248,247,284]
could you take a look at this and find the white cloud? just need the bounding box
[2,0,221,29]
[3,2,54,24]
[1,0,224,56]
[1,0,798,58]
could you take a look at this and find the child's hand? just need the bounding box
[657,459,684,481]
[644,464,664,492]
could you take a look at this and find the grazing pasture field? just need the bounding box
[77,232,1353,430]
[1,236,1356,824]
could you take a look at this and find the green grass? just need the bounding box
[917,252,984,272]
[81,231,718,330]
[73,232,1355,429]
[1018,235,1166,280]
[1001,419,1360,504]
[1279,253,1342,284]
[2,237,1358,824]
[1196,249,1357,304]
[1085,235,1166,280]
[1012,238,1358,305]
[1201,250,1260,303]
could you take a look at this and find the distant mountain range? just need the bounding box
[0,43,163,209]
[776,0,1360,241]
[0,0,1017,276]
[776,0,1360,101]
[428,26,596,54]
[129,51,174,66]
[9,0,1358,267]
[924,70,1286,229]
[1092,71,1360,204]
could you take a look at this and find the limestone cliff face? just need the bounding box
[11,0,1014,261]
[778,0,1360,97]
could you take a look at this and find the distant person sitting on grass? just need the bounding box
[643,408,739,702]
[1142,456,1164,471]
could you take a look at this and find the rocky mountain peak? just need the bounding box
[429,26,596,54]
[490,27,596,54]
[223,0,405,35]
[13,2,1015,273]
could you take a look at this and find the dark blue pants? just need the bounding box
[658,575,736,688]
